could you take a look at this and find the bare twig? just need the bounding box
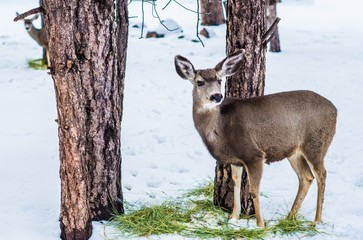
[138,0,163,38]
[140,0,145,38]
[132,0,204,46]
[262,17,281,45]
[162,0,173,10]
[14,7,44,22]
[163,0,201,14]
[151,1,179,32]
[195,0,205,47]
[263,34,276,47]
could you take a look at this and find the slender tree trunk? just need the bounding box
[200,0,225,26]
[39,0,48,66]
[214,0,266,216]
[268,0,281,52]
[42,0,128,239]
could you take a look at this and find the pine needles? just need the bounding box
[272,217,320,236]
[183,180,214,199]
[111,181,323,239]
[27,58,47,70]
[112,202,188,236]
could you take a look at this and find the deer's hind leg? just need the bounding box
[245,160,264,227]
[230,164,242,220]
[287,151,315,220]
[46,49,51,67]
[302,149,327,223]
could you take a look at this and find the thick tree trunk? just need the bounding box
[42,0,128,239]
[214,0,266,216]
[268,1,281,52]
[201,0,225,26]
[214,163,253,214]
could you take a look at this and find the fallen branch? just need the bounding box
[14,7,44,22]
[262,17,281,45]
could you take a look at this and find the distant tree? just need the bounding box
[39,0,48,66]
[268,0,281,52]
[39,0,47,66]
[200,0,225,25]
[41,0,128,239]
[214,0,267,216]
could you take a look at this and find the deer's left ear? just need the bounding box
[215,50,244,78]
[174,55,196,81]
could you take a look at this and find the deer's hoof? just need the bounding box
[228,213,240,220]
[287,212,298,220]
[256,220,265,228]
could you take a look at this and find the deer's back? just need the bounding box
[219,90,337,163]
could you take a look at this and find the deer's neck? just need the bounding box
[28,25,41,37]
[28,26,47,47]
[192,102,220,145]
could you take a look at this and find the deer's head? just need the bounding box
[16,12,39,31]
[174,51,244,111]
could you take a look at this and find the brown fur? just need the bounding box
[17,13,50,66]
[175,52,337,227]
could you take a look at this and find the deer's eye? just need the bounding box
[197,81,205,87]
[218,80,222,85]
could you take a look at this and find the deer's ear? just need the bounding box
[215,50,244,78]
[33,13,40,20]
[174,55,196,81]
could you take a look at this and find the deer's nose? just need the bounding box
[210,93,223,103]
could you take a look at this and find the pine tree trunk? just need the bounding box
[268,1,281,52]
[42,0,128,239]
[39,0,48,66]
[214,0,266,216]
[201,0,225,26]
[214,163,253,213]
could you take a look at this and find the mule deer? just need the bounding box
[174,50,337,227]
[16,12,50,66]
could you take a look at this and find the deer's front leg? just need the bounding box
[230,164,242,219]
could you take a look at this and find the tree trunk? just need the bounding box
[200,0,225,26]
[214,163,253,214]
[214,0,266,216]
[268,0,281,52]
[39,0,48,66]
[42,0,128,239]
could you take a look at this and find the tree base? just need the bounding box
[213,162,255,215]
[91,200,124,221]
[60,222,92,240]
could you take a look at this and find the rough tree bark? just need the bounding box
[200,0,225,26]
[214,0,267,216]
[42,0,128,239]
[268,0,281,52]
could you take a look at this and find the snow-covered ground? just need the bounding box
[1,0,362,239]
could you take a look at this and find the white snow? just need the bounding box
[1,0,362,239]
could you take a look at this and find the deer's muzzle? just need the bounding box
[210,93,223,103]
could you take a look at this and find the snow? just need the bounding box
[1,0,362,239]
